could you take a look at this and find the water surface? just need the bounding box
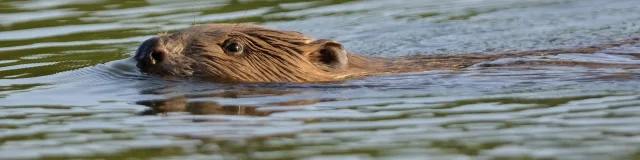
[1,0,640,159]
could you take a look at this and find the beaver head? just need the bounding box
[134,23,353,83]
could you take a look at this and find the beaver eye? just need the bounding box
[224,42,243,54]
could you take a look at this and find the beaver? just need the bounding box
[134,23,639,83]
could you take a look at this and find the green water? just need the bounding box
[1,0,640,159]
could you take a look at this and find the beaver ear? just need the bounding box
[305,39,348,71]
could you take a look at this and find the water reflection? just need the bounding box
[2,0,640,159]
[139,96,270,116]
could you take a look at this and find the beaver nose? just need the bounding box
[134,37,167,65]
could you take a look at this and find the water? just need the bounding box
[1,0,640,159]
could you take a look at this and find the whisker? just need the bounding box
[145,2,160,34]
[192,0,196,25]
[226,1,250,38]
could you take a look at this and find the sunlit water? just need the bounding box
[1,0,640,159]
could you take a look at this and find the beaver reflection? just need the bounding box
[138,96,270,116]
[136,88,326,116]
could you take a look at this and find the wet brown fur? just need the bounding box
[136,23,640,83]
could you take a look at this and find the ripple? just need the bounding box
[0,9,83,26]
[8,0,106,10]
[89,1,221,17]
[0,62,57,72]
[2,0,640,159]
[0,24,153,41]
[177,8,272,23]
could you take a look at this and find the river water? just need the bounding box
[1,0,640,159]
